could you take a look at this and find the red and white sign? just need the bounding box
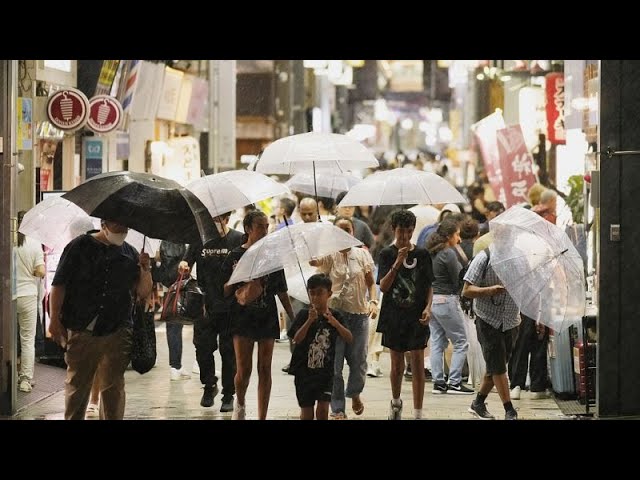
[87,95,123,134]
[472,111,507,204]
[546,72,566,144]
[496,125,538,208]
[46,88,89,131]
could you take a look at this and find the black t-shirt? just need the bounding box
[220,245,288,318]
[287,308,344,379]
[377,245,434,321]
[52,234,140,336]
[183,229,243,313]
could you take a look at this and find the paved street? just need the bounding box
[14,324,567,420]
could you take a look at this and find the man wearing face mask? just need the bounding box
[49,219,153,420]
[179,211,243,411]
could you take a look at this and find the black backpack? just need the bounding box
[459,247,490,317]
[152,241,187,288]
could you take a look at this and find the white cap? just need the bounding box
[441,203,461,213]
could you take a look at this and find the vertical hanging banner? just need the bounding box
[496,125,538,208]
[17,97,33,150]
[546,72,566,144]
[471,110,507,204]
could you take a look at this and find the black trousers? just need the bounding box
[508,315,549,392]
[193,311,236,397]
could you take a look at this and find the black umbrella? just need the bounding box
[63,171,218,244]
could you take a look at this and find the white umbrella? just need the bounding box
[489,206,586,332]
[338,168,467,206]
[255,132,379,175]
[284,263,317,304]
[19,196,161,256]
[228,222,362,285]
[285,172,362,199]
[186,170,290,219]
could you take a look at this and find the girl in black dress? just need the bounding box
[222,211,295,419]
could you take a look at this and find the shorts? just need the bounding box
[294,375,332,408]
[475,317,518,376]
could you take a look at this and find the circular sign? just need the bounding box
[87,95,123,134]
[47,88,89,131]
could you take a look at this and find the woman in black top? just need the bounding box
[222,211,295,420]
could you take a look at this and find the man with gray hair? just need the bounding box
[532,189,557,225]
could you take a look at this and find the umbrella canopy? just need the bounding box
[489,206,586,331]
[285,172,361,199]
[283,263,317,304]
[186,170,290,219]
[228,222,362,285]
[338,168,467,206]
[255,132,379,175]
[62,171,217,245]
[19,196,161,255]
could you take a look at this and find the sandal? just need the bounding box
[351,396,364,416]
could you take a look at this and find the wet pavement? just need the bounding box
[14,324,568,420]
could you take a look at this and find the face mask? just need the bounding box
[105,227,127,246]
[214,220,227,237]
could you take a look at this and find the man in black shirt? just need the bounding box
[49,219,153,420]
[180,211,243,411]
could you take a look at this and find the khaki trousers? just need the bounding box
[64,327,132,420]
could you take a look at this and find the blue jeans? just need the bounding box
[166,322,183,370]
[331,312,369,414]
[429,295,468,385]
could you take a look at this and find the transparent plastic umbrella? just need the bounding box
[228,222,362,285]
[285,172,362,199]
[338,168,467,206]
[283,262,318,304]
[255,132,379,175]
[489,206,586,332]
[19,196,161,256]
[186,170,290,219]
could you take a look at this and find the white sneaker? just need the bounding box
[511,386,521,400]
[276,330,289,343]
[375,366,384,377]
[170,367,191,381]
[192,360,200,374]
[232,403,246,420]
[85,403,100,418]
[366,364,377,378]
[18,379,32,393]
[530,390,550,399]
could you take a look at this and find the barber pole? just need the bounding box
[121,60,140,129]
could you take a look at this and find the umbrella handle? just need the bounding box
[141,235,146,254]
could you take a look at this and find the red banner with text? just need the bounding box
[496,125,538,208]
[546,72,566,144]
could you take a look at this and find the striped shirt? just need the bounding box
[463,250,520,331]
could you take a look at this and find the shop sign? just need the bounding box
[46,88,89,131]
[496,125,538,208]
[546,72,566,144]
[87,95,123,134]
[83,137,104,179]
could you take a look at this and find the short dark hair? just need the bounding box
[460,219,479,240]
[335,191,348,204]
[307,273,332,291]
[279,197,296,217]
[391,210,416,229]
[486,201,505,214]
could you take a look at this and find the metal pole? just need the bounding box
[0,60,18,415]
[208,60,218,174]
